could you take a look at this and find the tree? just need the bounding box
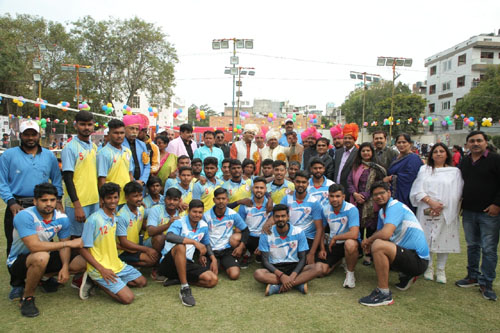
[188,104,218,127]
[369,94,426,136]
[454,65,500,129]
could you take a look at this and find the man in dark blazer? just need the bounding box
[333,123,359,200]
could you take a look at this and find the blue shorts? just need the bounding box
[66,203,99,236]
[94,264,142,294]
[142,237,152,248]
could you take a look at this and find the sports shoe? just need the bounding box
[20,296,39,317]
[179,286,196,306]
[455,276,479,288]
[40,277,60,293]
[8,286,24,301]
[424,267,434,281]
[71,274,83,289]
[436,269,446,284]
[240,256,249,269]
[151,269,167,283]
[480,285,497,301]
[395,275,417,291]
[163,278,180,287]
[265,284,280,296]
[79,272,94,300]
[359,289,394,307]
[255,255,262,264]
[343,271,356,289]
[295,283,308,294]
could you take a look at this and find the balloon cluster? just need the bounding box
[370,121,378,127]
[440,116,453,127]
[482,117,493,127]
[174,108,183,119]
[63,119,68,125]
[122,104,132,115]
[240,111,250,119]
[407,118,413,124]
[57,101,70,111]
[194,109,204,120]
[12,96,25,107]
[383,116,394,126]
[267,112,277,123]
[78,102,90,111]
[233,124,243,134]
[148,106,158,118]
[287,114,297,122]
[463,116,475,128]
[38,118,48,129]
[102,103,114,115]
[308,114,318,124]
[34,98,48,110]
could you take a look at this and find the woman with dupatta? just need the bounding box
[347,142,386,265]
[155,134,177,186]
[384,133,422,212]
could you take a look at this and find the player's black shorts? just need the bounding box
[246,236,260,254]
[8,251,66,287]
[158,251,209,283]
[209,248,240,269]
[391,245,429,277]
[119,251,141,263]
[273,262,300,276]
[321,240,361,267]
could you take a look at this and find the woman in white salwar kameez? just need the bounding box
[410,143,463,284]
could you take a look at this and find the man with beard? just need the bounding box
[137,126,160,175]
[61,111,99,239]
[301,131,319,170]
[230,124,260,171]
[372,131,397,171]
[214,130,230,159]
[261,130,288,166]
[308,158,334,207]
[279,119,303,147]
[167,124,198,160]
[329,124,344,159]
[194,131,224,178]
[254,204,322,296]
[122,115,150,187]
[267,160,295,204]
[284,131,304,165]
[0,120,63,262]
[334,123,359,200]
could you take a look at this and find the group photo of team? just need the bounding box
[1,110,499,319]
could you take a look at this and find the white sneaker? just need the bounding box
[343,271,356,289]
[79,272,94,300]
[436,269,447,284]
[424,267,434,281]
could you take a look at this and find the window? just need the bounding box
[429,103,435,113]
[458,54,466,66]
[429,85,436,94]
[442,59,452,72]
[442,101,451,110]
[442,81,451,92]
[455,120,463,130]
[457,76,465,87]
[131,95,140,109]
[481,51,494,59]
[430,66,437,76]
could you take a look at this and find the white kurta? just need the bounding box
[409,165,463,253]
[261,145,288,166]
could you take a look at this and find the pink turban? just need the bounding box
[330,124,343,138]
[300,127,322,141]
[123,114,142,127]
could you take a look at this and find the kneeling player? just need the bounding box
[254,204,322,296]
[159,200,218,306]
[318,184,360,288]
[8,183,85,317]
[80,183,147,304]
[116,181,159,267]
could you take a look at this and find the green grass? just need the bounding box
[0,203,499,332]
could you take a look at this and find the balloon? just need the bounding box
[148,107,153,112]
[123,105,128,110]
[427,116,432,121]
[441,121,447,126]
[41,124,47,129]
[445,116,450,121]
[363,122,368,127]
[469,117,474,121]
[173,113,178,118]
[107,103,112,108]
[200,111,206,119]
[287,114,292,119]
[102,105,107,111]
[153,112,158,118]
[469,121,474,127]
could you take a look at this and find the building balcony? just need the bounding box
[471,58,500,71]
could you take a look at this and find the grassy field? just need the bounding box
[0,204,499,332]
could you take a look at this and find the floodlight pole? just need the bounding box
[390,61,396,140]
[231,42,236,142]
[362,74,367,142]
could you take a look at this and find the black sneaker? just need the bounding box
[480,285,498,301]
[179,286,196,307]
[163,278,180,287]
[359,289,394,307]
[20,296,40,317]
[40,277,60,293]
[455,276,479,288]
[395,275,417,291]
[240,256,249,269]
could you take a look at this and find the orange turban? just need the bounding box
[343,123,359,141]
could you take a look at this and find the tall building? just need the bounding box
[424,31,500,132]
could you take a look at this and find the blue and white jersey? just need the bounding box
[280,192,322,239]
[258,224,309,264]
[238,197,271,237]
[378,198,430,260]
[162,216,210,261]
[143,194,164,218]
[163,177,181,195]
[321,201,359,243]
[7,207,70,267]
[308,176,334,207]
[203,207,248,251]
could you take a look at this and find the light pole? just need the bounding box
[212,38,253,141]
[376,56,412,141]
[350,71,381,142]
[61,64,93,104]
[225,66,255,125]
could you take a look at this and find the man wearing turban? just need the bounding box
[261,129,288,166]
[329,124,344,160]
[333,123,359,200]
[122,114,151,186]
[230,124,261,175]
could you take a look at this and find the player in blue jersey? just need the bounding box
[318,184,360,289]
[8,183,85,317]
[359,181,430,307]
[164,155,191,192]
[254,204,322,296]
[147,188,181,253]
[159,200,218,306]
[307,158,334,207]
[238,177,271,267]
[192,157,225,213]
[203,188,249,280]
[143,176,164,213]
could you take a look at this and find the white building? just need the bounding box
[424,31,500,132]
